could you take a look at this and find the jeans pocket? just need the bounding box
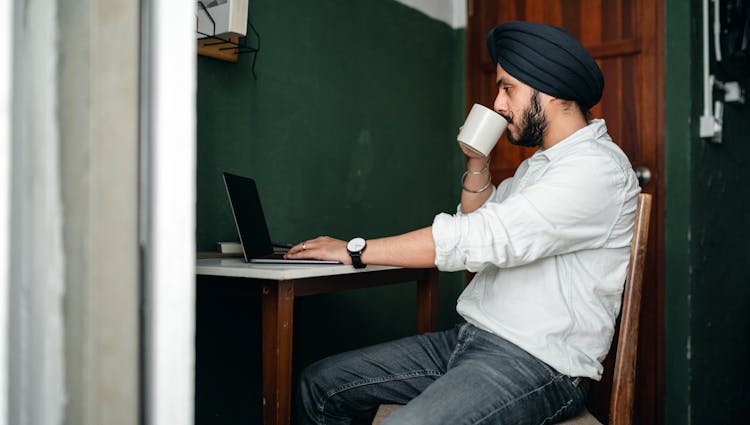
[537,359,561,380]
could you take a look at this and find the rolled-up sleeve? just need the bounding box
[432,153,628,273]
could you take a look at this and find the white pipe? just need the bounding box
[703,0,712,116]
[713,0,722,62]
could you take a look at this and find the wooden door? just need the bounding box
[466,1,664,424]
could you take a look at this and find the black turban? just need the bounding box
[487,21,604,110]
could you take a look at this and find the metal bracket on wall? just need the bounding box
[196,1,260,78]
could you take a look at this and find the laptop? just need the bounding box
[222,172,340,264]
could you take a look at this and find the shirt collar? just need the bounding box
[533,119,607,162]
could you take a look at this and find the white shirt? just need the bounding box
[431,119,640,380]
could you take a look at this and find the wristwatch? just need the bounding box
[346,237,367,269]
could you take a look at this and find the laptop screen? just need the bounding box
[222,172,274,260]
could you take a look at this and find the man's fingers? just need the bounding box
[285,237,324,258]
[285,240,309,257]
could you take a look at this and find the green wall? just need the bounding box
[195,1,466,423]
[665,0,750,423]
[196,1,466,250]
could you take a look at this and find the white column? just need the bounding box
[8,0,66,422]
[142,0,196,423]
[0,0,12,422]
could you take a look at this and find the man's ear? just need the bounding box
[539,92,556,104]
[541,95,564,115]
[550,98,589,121]
[550,97,577,112]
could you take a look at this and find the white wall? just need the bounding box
[58,0,140,421]
[394,0,467,29]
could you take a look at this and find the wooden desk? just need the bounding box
[196,258,440,425]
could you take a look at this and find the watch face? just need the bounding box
[347,237,366,252]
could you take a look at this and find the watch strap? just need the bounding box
[350,252,365,269]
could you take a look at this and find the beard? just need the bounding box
[505,90,548,148]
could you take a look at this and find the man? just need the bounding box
[286,21,640,424]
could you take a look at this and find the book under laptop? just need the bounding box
[222,172,340,265]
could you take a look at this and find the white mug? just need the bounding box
[457,103,508,157]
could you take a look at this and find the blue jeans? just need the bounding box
[297,323,587,424]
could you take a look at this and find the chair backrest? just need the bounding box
[607,192,652,425]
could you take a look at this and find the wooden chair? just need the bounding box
[373,193,652,425]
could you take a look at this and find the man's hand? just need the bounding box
[284,236,351,264]
[458,141,487,160]
[285,227,436,268]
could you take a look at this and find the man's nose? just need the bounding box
[493,92,507,115]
